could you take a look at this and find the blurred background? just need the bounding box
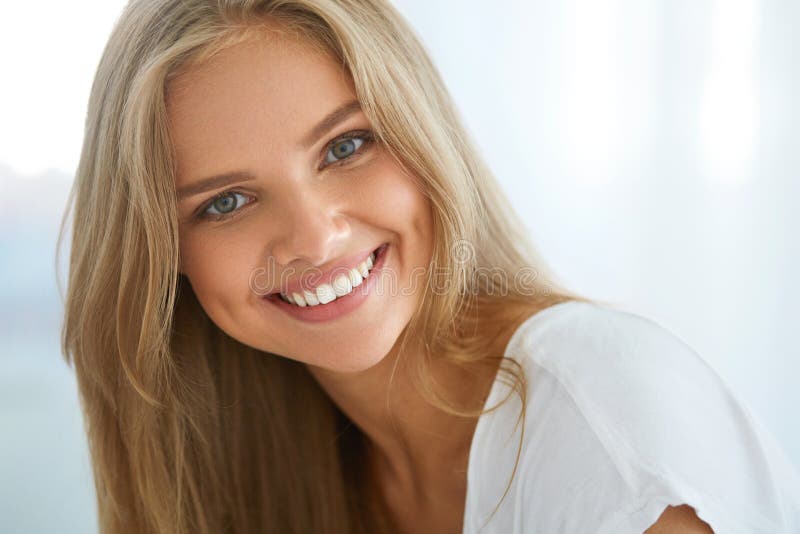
[1,0,797,532]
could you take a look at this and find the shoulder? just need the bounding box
[506,299,702,376]
[505,300,725,484]
[504,300,800,533]
[506,300,734,419]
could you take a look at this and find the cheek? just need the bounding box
[179,231,254,322]
[359,160,433,242]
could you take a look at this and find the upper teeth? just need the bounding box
[280,251,376,307]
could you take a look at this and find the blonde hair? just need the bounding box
[57,1,592,532]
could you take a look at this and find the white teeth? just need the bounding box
[331,273,353,297]
[303,289,319,306]
[316,283,337,304]
[277,249,382,307]
[349,267,363,287]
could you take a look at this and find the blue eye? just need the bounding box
[322,131,373,167]
[200,191,252,221]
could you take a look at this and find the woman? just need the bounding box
[58,1,799,533]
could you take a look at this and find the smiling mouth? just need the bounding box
[264,243,388,307]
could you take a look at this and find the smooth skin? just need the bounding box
[167,24,716,534]
[646,504,715,533]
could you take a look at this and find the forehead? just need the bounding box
[166,30,357,180]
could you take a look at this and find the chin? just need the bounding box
[299,332,400,374]
[301,352,385,374]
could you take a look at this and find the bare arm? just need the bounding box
[644,504,714,533]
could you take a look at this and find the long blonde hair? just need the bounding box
[58,1,591,532]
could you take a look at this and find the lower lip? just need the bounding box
[263,243,389,323]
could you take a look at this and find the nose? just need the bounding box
[269,189,351,268]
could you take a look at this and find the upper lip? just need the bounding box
[267,244,383,298]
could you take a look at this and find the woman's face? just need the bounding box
[168,31,434,373]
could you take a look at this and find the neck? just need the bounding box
[303,328,507,499]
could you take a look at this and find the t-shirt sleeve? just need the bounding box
[524,303,800,534]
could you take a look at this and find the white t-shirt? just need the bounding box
[462,300,800,533]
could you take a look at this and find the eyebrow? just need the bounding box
[175,99,363,202]
[300,98,362,149]
[176,171,257,202]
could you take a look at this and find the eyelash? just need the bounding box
[194,129,375,222]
